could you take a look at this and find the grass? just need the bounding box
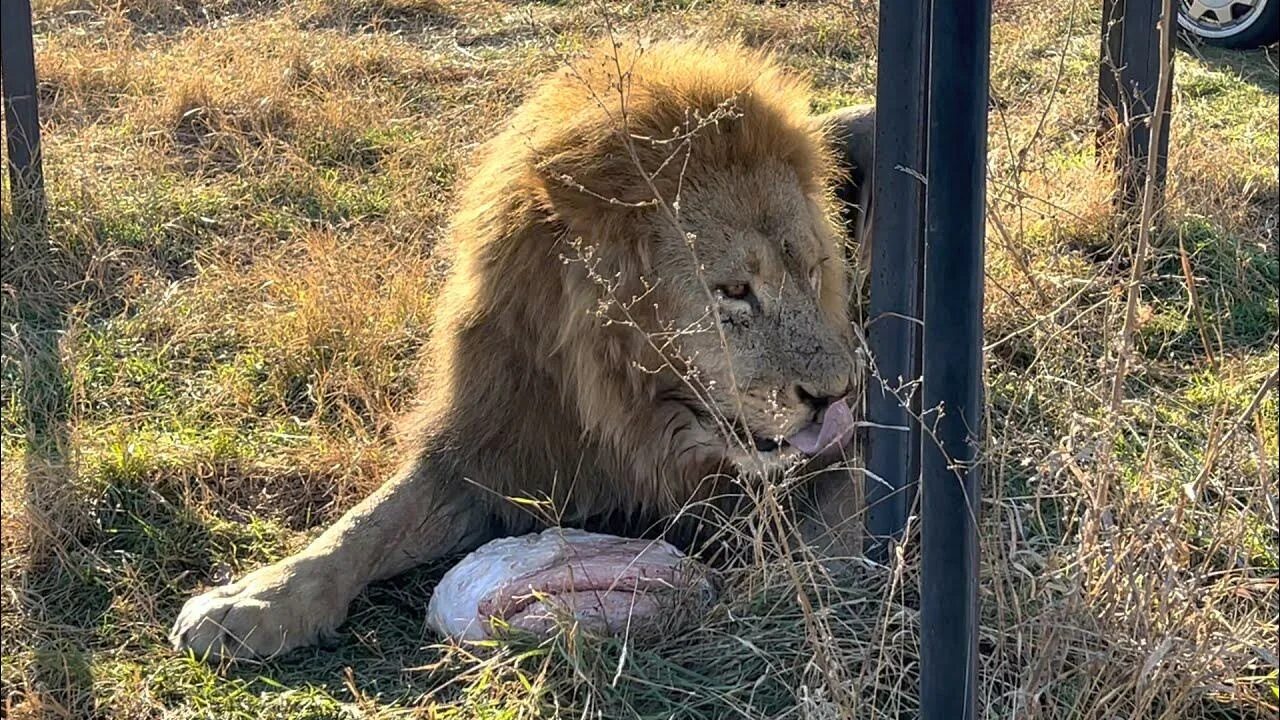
[2,0,1277,717]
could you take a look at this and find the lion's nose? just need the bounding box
[795,385,834,416]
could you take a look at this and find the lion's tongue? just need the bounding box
[786,397,855,456]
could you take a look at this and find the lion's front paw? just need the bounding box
[170,560,348,662]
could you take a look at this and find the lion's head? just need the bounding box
[644,154,859,469]
[442,39,860,484]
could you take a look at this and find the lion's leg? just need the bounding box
[170,456,498,662]
[793,463,864,574]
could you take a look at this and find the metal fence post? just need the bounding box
[1097,0,1175,211]
[919,0,992,716]
[864,0,931,561]
[2,0,46,224]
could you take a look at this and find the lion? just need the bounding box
[170,38,877,661]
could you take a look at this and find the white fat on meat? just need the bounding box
[426,528,716,642]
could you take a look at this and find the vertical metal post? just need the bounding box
[2,0,46,223]
[920,0,991,716]
[864,0,930,560]
[1097,0,1174,210]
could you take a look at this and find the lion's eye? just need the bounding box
[719,283,751,301]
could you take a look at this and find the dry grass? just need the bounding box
[2,0,1276,718]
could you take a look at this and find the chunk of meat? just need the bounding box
[426,529,716,641]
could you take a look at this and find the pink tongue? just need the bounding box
[786,397,855,456]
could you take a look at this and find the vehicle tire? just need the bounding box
[1178,0,1280,49]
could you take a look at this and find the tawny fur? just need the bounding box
[419,39,852,519]
[170,38,867,662]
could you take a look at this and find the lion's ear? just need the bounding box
[814,104,875,299]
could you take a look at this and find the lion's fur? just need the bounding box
[410,38,853,536]
[171,39,866,661]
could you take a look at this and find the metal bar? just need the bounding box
[2,0,46,223]
[919,0,991,714]
[863,0,930,560]
[1096,0,1174,210]
[1097,0,1125,153]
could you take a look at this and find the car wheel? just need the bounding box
[1178,0,1280,49]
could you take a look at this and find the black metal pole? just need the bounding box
[863,0,930,560]
[2,0,46,223]
[919,0,990,715]
[1097,0,1174,211]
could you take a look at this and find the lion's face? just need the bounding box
[648,159,858,469]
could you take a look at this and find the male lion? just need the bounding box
[171,39,877,661]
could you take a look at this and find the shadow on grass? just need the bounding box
[1177,37,1280,96]
[1136,216,1279,362]
[3,202,101,714]
[217,567,451,705]
[2,199,447,712]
